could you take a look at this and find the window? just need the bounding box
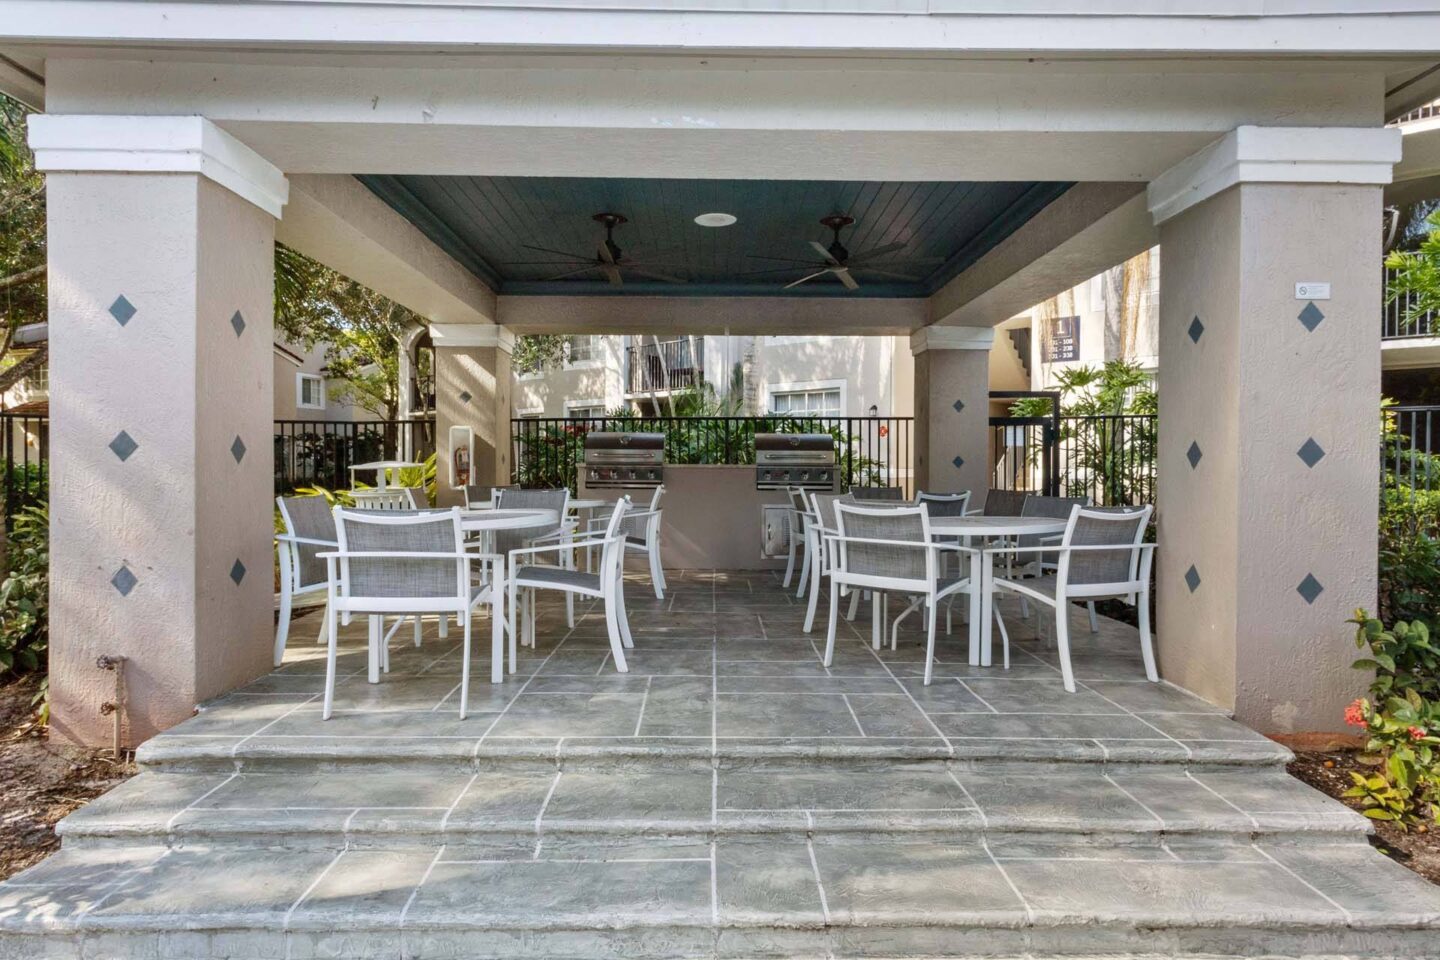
[769,387,841,418]
[567,404,606,419]
[567,335,599,365]
[296,373,325,410]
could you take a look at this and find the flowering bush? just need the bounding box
[1346,612,1440,827]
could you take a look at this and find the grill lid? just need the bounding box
[754,433,833,453]
[583,432,664,451]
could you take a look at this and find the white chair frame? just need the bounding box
[822,502,970,685]
[319,507,500,720]
[989,504,1156,693]
[273,497,338,667]
[509,499,635,675]
[781,486,810,594]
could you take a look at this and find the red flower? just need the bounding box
[1409,726,1428,741]
[1344,699,1368,728]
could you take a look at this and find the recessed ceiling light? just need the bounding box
[694,212,737,228]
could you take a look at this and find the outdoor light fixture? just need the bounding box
[694,212,737,227]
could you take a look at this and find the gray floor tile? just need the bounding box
[716,693,864,738]
[715,838,825,924]
[485,692,645,738]
[811,838,1027,923]
[542,769,713,826]
[956,770,1157,827]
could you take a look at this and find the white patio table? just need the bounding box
[928,515,1069,668]
[459,507,559,683]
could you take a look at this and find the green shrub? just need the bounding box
[1379,488,1440,623]
[1345,612,1440,827]
[0,503,48,673]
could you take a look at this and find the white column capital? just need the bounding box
[27,115,288,218]
[910,325,995,355]
[430,323,515,353]
[1147,125,1401,225]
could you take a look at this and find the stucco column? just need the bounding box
[910,326,993,496]
[432,324,514,506]
[30,116,288,746]
[1148,126,1401,733]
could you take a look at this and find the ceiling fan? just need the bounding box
[505,213,685,287]
[745,214,942,291]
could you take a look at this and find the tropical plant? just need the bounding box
[0,502,48,674]
[1386,210,1440,332]
[1345,612,1440,827]
[512,335,570,375]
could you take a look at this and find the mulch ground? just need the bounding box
[1289,749,1440,885]
[0,674,135,881]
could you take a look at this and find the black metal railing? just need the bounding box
[1383,263,1440,340]
[1385,405,1440,491]
[512,415,913,495]
[2,413,48,531]
[274,418,436,494]
[626,338,703,395]
[990,410,1157,507]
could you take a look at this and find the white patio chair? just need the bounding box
[622,485,666,599]
[822,502,970,685]
[349,488,414,510]
[320,507,500,719]
[1016,494,1092,625]
[980,489,1026,516]
[781,486,810,592]
[917,490,971,578]
[274,494,339,666]
[802,490,851,634]
[990,504,1156,693]
[508,498,635,675]
[494,487,575,629]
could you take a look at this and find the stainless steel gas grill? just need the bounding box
[755,433,837,492]
[583,432,665,489]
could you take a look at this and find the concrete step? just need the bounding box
[4,835,1440,959]
[55,763,1369,851]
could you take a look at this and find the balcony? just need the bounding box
[625,337,703,396]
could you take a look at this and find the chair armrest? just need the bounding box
[822,534,971,553]
[981,543,1157,556]
[507,537,614,559]
[276,535,338,547]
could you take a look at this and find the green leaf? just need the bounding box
[1364,808,1401,821]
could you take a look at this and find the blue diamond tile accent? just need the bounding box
[1184,564,1201,593]
[952,399,965,413]
[1297,437,1326,468]
[1297,573,1324,605]
[230,310,246,337]
[110,565,137,597]
[109,296,136,326]
[230,559,247,586]
[1298,302,1325,332]
[1187,316,1204,343]
[1186,441,1203,469]
[108,431,138,462]
[951,456,964,469]
[459,391,473,404]
[230,435,246,464]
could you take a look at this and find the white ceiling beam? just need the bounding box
[497,295,927,336]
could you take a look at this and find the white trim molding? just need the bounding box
[429,323,516,352]
[910,326,996,355]
[1147,125,1402,225]
[27,115,289,218]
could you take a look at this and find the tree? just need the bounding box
[512,335,568,375]
[0,93,47,396]
[1388,209,1440,331]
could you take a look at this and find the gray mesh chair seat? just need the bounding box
[992,504,1156,693]
[514,565,601,592]
[274,495,340,667]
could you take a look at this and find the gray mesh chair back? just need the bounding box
[1019,495,1090,557]
[465,484,517,507]
[917,491,971,518]
[835,503,929,582]
[982,489,1027,516]
[403,486,429,509]
[850,485,905,502]
[334,508,464,601]
[278,495,337,590]
[494,488,570,556]
[1062,506,1152,589]
[810,492,850,532]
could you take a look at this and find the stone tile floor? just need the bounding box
[139,567,1286,766]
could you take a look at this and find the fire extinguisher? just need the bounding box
[453,445,471,487]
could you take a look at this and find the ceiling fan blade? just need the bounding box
[746,254,824,265]
[854,266,922,282]
[835,268,860,291]
[540,265,603,282]
[601,263,623,286]
[597,242,617,265]
[626,267,687,284]
[522,244,595,260]
[784,269,831,290]
[809,240,840,265]
[847,241,909,263]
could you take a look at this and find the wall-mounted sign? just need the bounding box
[1042,315,1081,363]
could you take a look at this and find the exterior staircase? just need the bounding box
[3,576,1440,959]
